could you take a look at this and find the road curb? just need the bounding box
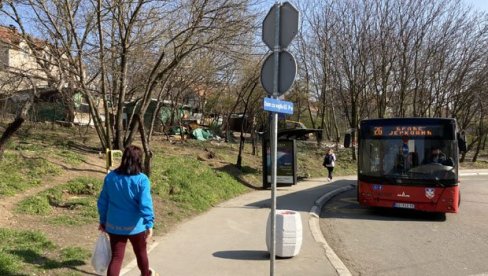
[460,172,488,176]
[309,184,355,276]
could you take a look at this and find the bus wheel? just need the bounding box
[436,213,447,221]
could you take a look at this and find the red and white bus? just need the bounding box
[353,118,466,213]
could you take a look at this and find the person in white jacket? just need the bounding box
[323,148,336,181]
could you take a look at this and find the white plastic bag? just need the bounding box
[91,233,111,275]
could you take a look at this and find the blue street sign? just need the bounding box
[263,97,294,114]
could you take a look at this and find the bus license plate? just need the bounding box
[394,203,415,209]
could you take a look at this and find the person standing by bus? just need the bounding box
[323,148,337,181]
[97,145,157,276]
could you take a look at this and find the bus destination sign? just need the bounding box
[373,126,434,137]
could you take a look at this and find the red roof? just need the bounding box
[0,25,47,49]
[0,25,22,45]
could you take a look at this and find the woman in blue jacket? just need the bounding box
[97,145,156,276]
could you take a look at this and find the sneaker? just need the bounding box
[149,268,160,276]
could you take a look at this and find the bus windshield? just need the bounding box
[359,136,458,186]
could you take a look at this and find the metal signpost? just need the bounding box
[260,2,299,276]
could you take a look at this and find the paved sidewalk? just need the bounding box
[121,177,355,276]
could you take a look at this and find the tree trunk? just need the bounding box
[136,114,152,177]
[0,98,33,159]
[236,82,258,168]
[97,0,113,151]
[482,134,487,151]
[472,133,484,162]
[237,135,244,169]
[350,96,358,161]
[251,116,257,156]
[62,92,76,123]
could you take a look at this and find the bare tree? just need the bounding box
[0,76,37,159]
[2,0,258,173]
[300,0,488,160]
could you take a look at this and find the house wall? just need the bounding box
[0,26,85,124]
[0,42,8,69]
[7,41,48,90]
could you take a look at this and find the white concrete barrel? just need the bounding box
[266,209,303,257]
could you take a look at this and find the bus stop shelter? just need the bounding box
[261,129,322,188]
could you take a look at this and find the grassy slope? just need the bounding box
[0,124,261,274]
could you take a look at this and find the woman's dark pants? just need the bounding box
[107,231,150,276]
[327,167,334,179]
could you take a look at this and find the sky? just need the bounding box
[2,1,488,38]
[259,0,488,13]
[464,0,488,13]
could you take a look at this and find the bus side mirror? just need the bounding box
[457,132,467,153]
[344,133,351,148]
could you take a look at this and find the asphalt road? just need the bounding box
[319,175,488,276]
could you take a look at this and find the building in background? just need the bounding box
[0,25,84,124]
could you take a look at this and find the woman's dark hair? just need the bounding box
[116,145,143,175]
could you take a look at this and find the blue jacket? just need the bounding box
[97,171,154,235]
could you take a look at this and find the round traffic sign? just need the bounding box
[260,50,297,96]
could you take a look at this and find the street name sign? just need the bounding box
[263,97,294,114]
